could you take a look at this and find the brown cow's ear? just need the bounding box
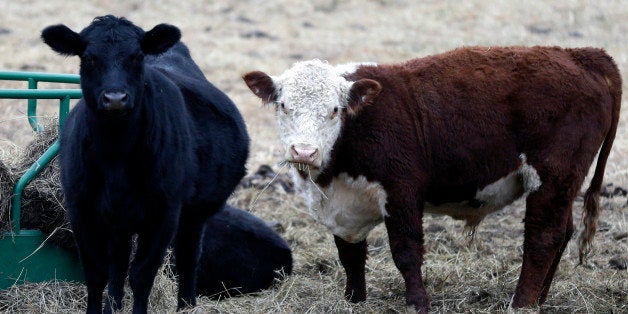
[242,71,277,104]
[347,79,382,114]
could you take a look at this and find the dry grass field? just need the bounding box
[0,0,626,313]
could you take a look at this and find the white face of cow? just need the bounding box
[243,60,382,174]
[273,61,352,169]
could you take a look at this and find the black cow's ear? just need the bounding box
[347,79,381,115]
[141,24,181,55]
[242,71,277,104]
[41,24,86,56]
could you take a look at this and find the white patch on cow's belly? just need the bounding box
[425,154,542,227]
[298,172,387,243]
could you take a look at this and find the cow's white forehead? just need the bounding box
[275,60,350,112]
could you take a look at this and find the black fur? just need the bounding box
[42,15,249,314]
[182,205,292,298]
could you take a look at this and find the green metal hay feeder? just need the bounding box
[0,71,84,289]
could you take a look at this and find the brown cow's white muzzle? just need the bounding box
[289,144,320,166]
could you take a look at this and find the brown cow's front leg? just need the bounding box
[334,235,367,302]
[384,202,429,313]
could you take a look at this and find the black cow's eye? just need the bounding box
[83,55,96,67]
[133,53,144,63]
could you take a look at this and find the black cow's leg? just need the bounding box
[384,195,428,313]
[72,219,109,314]
[334,235,367,302]
[104,234,133,314]
[128,219,177,314]
[174,209,206,310]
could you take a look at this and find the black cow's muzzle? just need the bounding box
[100,91,130,111]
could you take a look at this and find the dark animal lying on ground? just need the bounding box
[243,46,622,312]
[42,15,249,313]
[174,205,292,298]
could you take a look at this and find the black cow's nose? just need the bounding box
[102,92,129,110]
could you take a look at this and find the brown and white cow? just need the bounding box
[243,46,622,312]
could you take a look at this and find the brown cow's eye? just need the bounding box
[330,106,344,119]
[275,102,288,114]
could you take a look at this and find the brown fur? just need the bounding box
[319,46,621,312]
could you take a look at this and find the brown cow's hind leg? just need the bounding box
[537,212,574,305]
[511,177,580,309]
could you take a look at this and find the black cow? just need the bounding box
[182,205,292,298]
[41,16,249,313]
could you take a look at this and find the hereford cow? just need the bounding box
[243,46,622,312]
[42,16,249,313]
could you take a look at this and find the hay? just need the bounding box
[0,160,13,235]
[0,121,75,250]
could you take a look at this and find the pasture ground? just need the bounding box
[0,1,626,313]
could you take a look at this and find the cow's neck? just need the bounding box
[87,108,145,161]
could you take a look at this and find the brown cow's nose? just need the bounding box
[102,92,129,110]
[290,144,319,164]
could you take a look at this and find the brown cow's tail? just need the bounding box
[576,49,623,264]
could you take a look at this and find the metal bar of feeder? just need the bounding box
[0,71,80,131]
[0,88,82,234]
[0,71,80,84]
[28,79,42,131]
[11,140,60,234]
[0,89,82,99]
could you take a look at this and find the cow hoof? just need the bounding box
[507,296,540,314]
[405,304,428,314]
